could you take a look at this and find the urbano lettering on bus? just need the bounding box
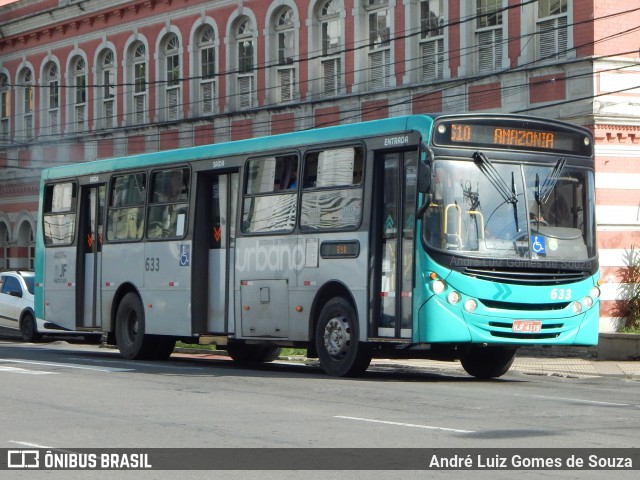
[236,243,306,272]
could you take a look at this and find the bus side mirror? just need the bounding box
[418,145,432,193]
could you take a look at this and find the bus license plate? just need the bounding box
[512,320,542,333]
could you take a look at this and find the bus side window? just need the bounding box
[107,172,146,242]
[242,154,298,233]
[147,168,190,239]
[300,146,364,231]
[43,182,77,246]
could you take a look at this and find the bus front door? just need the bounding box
[193,172,239,335]
[373,151,418,339]
[78,184,106,329]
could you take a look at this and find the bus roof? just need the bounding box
[41,114,435,181]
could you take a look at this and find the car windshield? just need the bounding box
[23,275,35,295]
[422,157,596,261]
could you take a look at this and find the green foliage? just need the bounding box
[617,246,640,333]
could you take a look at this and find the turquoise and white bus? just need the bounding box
[34,114,600,378]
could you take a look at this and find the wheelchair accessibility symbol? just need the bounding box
[531,235,546,255]
[179,244,190,266]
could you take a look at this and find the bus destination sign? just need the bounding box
[433,119,592,156]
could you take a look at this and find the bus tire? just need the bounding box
[315,297,371,377]
[226,344,281,363]
[115,292,154,360]
[460,346,517,379]
[20,312,42,342]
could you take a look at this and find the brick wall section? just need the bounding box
[412,92,443,114]
[97,139,114,159]
[314,106,341,128]
[271,113,295,135]
[231,119,253,141]
[468,83,502,111]
[362,100,389,122]
[159,129,180,151]
[128,135,146,155]
[193,125,215,146]
[529,74,567,104]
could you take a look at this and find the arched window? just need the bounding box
[161,33,181,121]
[72,57,87,132]
[197,25,216,115]
[419,0,445,81]
[274,7,296,102]
[98,49,116,129]
[476,0,504,73]
[235,17,256,109]
[537,0,568,60]
[366,0,392,89]
[128,42,147,125]
[0,74,9,142]
[44,62,60,136]
[18,68,34,140]
[318,0,342,96]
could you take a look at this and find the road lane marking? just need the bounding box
[9,441,52,448]
[0,365,57,375]
[514,393,638,408]
[335,415,475,433]
[0,358,133,373]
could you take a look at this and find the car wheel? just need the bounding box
[20,312,42,342]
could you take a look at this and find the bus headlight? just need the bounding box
[582,296,593,309]
[590,286,601,299]
[447,291,461,304]
[464,299,478,312]
[571,301,583,314]
[432,280,446,294]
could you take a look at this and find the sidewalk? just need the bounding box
[363,356,640,379]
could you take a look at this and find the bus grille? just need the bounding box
[463,267,589,286]
[479,299,569,311]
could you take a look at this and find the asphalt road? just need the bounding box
[1,338,639,480]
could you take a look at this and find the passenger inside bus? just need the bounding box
[147,169,189,238]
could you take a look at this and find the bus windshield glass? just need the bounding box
[423,157,596,261]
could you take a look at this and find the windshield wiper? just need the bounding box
[473,152,517,204]
[474,151,520,235]
[536,157,566,205]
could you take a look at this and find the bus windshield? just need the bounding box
[423,156,596,261]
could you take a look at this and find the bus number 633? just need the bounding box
[550,288,571,300]
[145,257,160,272]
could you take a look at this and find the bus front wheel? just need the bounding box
[459,346,517,379]
[315,297,371,377]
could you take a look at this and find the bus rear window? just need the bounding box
[43,182,77,246]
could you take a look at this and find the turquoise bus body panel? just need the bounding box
[413,244,600,346]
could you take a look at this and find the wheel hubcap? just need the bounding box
[323,315,351,359]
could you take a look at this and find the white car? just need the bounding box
[0,271,101,343]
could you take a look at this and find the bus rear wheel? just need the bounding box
[315,297,371,377]
[226,344,282,363]
[460,346,517,379]
[115,292,155,360]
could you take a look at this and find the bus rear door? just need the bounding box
[77,182,106,329]
[192,171,239,335]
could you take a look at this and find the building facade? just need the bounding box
[1,0,639,331]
